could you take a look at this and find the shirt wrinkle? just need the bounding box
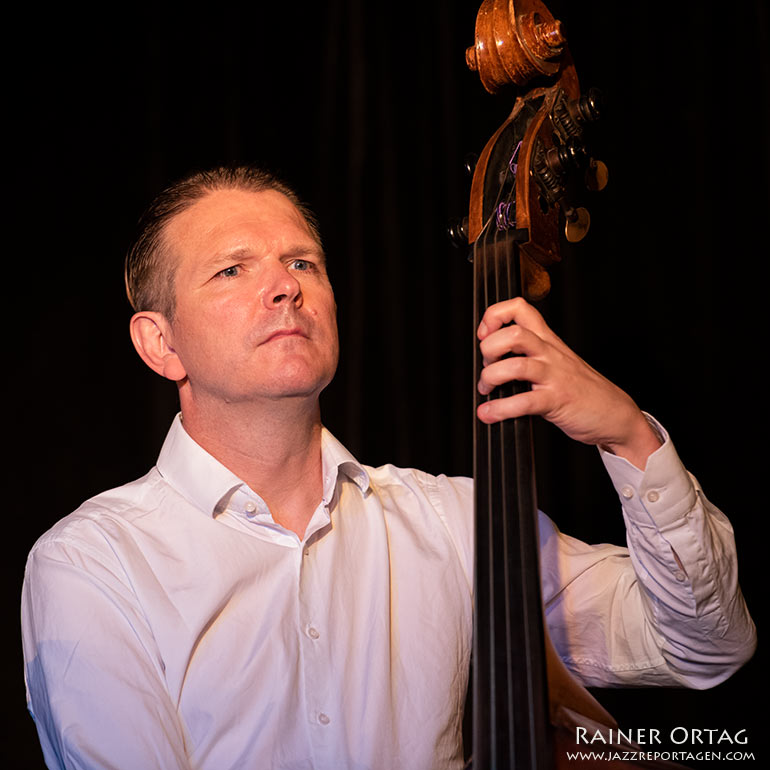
[21,414,756,769]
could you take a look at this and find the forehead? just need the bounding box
[164,187,319,265]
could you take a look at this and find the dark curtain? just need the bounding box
[6,1,767,766]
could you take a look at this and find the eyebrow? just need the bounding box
[282,245,326,263]
[203,244,326,270]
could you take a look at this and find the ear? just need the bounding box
[129,311,187,382]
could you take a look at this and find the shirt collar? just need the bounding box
[320,428,371,502]
[156,414,370,518]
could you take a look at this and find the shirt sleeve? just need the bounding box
[21,531,192,770]
[540,416,756,689]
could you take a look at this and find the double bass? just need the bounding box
[458,2,685,768]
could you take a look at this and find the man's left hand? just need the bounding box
[476,297,662,470]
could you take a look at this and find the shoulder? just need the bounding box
[363,463,474,578]
[365,462,473,510]
[27,468,168,567]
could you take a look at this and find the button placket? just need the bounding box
[298,538,334,738]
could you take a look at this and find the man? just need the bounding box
[22,166,755,769]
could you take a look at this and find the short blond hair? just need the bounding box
[124,166,321,320]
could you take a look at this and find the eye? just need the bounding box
[217,264,241,278]
[290,259,313,272]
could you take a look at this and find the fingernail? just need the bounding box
[478,321,488,338]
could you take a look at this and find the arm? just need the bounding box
[478,298,756,686]
[22,536,191,770]
[540,427,756,688]
[599,425,755,685]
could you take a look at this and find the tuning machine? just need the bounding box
[540,86,609,242]
[563,206,591,243]
[585,158,609,191]
[447,215,474,262]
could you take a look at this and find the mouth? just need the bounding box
[261,327,308,344]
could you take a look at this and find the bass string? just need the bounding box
[475,157,546,766]
[476,172,521,762]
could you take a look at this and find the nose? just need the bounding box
[261,262,303,309]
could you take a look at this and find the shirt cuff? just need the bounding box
[598,414,698,531]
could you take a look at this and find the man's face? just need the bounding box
[161,188,339,407]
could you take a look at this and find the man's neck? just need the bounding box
[179,394,324,539]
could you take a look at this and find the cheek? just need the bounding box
[309,296,339,365]
[173,302,247,361]
[321,304,340,347]
[307,286,337,322]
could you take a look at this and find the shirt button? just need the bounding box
[675,571,687,582]
[244,501,257,514]
[318,712,331,725]
[647,490,660,503]
[621,485,634,500]
[307,626,320,640]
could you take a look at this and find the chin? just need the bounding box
[261,370,333,401]
[270,354,335,390]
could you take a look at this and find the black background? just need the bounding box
[5,1,767,766]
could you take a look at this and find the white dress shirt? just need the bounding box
[21,415,755,770]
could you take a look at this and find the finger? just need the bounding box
[476,389,550,424]
[477,297,547,340]
[479,323,544,366]
[478,298,574,358]
[477,356,545,395]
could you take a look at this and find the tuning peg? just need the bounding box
[564,206,591,242]
[585,158,609,191]
[574,87,603,125]
[447,216,470,248]
[545,139,587,179]
[555,87,604,141]
[463,153,479,177]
